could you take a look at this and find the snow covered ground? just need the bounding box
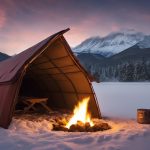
[93,82,150,119]
[0,82,150,150]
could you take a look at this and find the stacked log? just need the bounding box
[53,119,111,132]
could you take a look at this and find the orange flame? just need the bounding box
[66,97,94,128]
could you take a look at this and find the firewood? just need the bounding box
[69,124,77,132]
[76,124,85,132]
[57,118,67,126]
[77,120,84,126]
[53,124,68,132]
[85,122,91,131]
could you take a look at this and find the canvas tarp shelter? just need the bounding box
[0,29,101,128]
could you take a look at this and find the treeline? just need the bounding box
[83,60,150,82]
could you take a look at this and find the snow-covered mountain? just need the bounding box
[73,30,150,57]
[138,35,150,49]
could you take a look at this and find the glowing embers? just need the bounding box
[53,97,111,132]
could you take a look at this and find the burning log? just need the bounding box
[52,119,111,132]
[57,118,68,126]
[53,124,68,131]
[52,97,111,132]
[92,122,110,131]
[69,121,85,132]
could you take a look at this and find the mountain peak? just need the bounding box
[73,29,148,57]
[118,28,143,34]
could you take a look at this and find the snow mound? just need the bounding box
[1,118,150,150]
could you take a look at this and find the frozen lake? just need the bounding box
[93,82,150,119]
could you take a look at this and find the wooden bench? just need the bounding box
[22,97,52,113]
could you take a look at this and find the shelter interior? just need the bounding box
[15,38,93,114]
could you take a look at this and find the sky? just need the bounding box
[0,0,150,55]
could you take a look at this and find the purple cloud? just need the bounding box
[0,0,149,55]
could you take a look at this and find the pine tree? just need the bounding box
[125,63,134,81]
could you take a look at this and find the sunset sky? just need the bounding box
[0,0,150,55]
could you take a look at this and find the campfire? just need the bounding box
[66,97,94,128]
[14,96,111,132]
[53,97,111,132]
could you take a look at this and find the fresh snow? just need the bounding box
[138,35,150,49]
[93,82,150,119]
[73,30,150,57]
[1,118,150,150]
[0,82,150,150]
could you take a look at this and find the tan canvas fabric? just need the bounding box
[0,29,101,128]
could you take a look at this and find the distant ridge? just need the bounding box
[0,52,10,62]
[73,30,150,57]
[76,42,150,82]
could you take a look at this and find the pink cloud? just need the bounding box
[0,21,68,55]
[0,0,150,55]
[0,8,6,29]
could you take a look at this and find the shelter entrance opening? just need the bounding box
[0,29,100,129]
